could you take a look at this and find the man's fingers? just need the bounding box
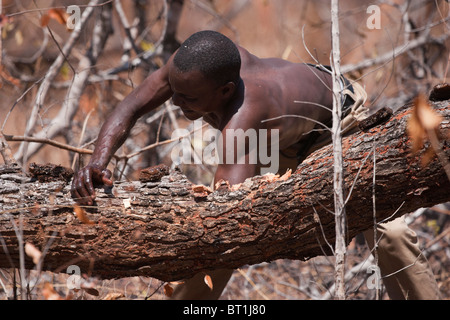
[71,169,95,205]
[71,166,114,205]
[84,171,96,198]
[71,175,85,202]
[70,186,82,202]
[71,184,91,205]
[102,169,112,180]
[102,176,114,186]
[101,169,113,186]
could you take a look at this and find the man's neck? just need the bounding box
[204,78,244,129]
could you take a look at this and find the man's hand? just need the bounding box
[71,165,113,205]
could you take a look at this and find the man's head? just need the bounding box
[168,31,241,120]
[173,30,241,86]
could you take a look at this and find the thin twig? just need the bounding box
[261,115,332,132]
[72,109,95,170]
[114,0,143,57]
[1,77,44,133]
[4,122,210,163]
[331,0,346,300]
[371,142,380,300]
[5,0,114,18]
[340,34,449,74]
[5,135,94,156]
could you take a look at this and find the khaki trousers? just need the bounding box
[363,216,441,300]
[170,216,441,300]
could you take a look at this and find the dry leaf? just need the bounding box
[49,9,68,25]
[41,9,69,28]
[42,282,65,300]
[420,147,437,168]
[140,40,154,52]
[79,278,100,296]
[59,62,72,80]
[82,286,100,296]
[103,292,125,300]
[40,14,50,27]
[204,274,213,291]
[25,242,42,265]
[0,14,11,27]
[163,283,174,297]
[14,30,23,46]
[407,94,442,152]
[415,94,442,131]
[79,93,98,114]
[73,204,95,225]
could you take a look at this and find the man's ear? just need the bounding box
[220,82,236,100]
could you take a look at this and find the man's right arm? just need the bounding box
[71,64,173,205]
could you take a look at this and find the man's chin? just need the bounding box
[182,110,202,120]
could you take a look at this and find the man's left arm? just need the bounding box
[212,118,262,188]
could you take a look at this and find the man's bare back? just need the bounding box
[230,46,334,152]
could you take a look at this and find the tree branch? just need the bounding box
[340,33,449,74]
[0,102,448,282]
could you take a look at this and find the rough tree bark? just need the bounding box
[0,101,449,282]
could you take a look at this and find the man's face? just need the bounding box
[168,65,225,120]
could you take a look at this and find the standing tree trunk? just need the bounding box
[0,101,449,282]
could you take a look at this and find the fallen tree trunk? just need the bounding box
[0,101,449,282]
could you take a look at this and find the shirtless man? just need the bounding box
[71,31,441,300]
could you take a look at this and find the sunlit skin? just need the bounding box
[71,45,334,205]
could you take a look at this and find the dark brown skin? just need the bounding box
[71,46,334,205]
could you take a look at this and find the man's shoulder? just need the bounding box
[224,90,277,133]
[241,75,282,112]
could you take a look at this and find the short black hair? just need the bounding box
[173,30,241,85]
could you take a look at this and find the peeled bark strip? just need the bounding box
[0,102,449,281]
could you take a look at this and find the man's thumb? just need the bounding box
[101,170,113,186]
